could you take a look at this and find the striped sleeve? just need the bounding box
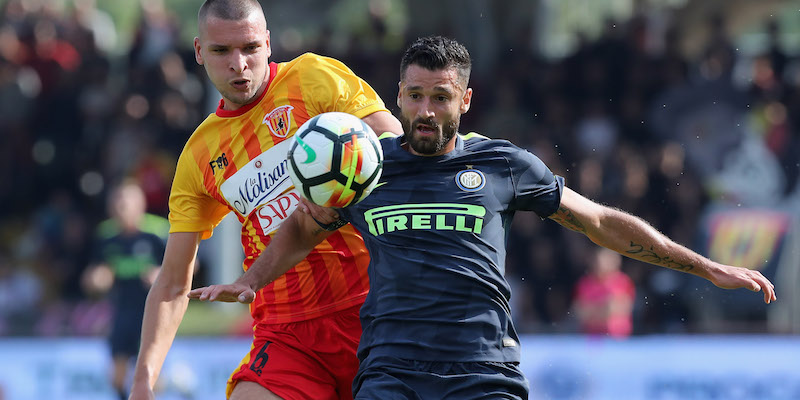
[168,140,230,239]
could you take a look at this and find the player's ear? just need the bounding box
[396,81,402,109]
[194,37,203,65]
[460,87,473,114]
[264,30,272,60]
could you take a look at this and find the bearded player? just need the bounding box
[188,36,776,399]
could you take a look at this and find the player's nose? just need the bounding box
[417,98,435,118]
[230,50,247,73]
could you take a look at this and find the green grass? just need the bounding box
[178,301,252,336]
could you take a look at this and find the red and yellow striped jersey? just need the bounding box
[169,53,387,324]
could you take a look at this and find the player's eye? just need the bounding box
[408,93,420,99]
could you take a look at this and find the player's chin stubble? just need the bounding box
[401,115,459,155]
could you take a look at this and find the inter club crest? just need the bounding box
[456,166,485,192]
[262,105,294,138]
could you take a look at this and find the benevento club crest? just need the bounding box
[262,105,294,138]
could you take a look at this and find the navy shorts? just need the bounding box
[353,355,529,400]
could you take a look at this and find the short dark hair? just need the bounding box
[198,0,263,23]
[400,36,472,87]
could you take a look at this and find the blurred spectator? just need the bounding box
[573,248,635,338]
[699,13,736,82]
[81,181,165,400]
[128,0,179,70]
[0,253,43,335]
[574,97,619,160]
[69,0,118,55]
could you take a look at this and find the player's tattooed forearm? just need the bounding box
[551,206,586,233]
[626,241,694,271]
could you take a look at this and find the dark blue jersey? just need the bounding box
[339,133,564,363]
[91,231,165,320]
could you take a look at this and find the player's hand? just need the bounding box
[709,264,777,304]
[297,197,339,224]
[187,283,256,304]
[128,383,155,400]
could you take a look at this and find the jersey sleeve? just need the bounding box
[336,206,352,223]
[167,148,230,240]
[507,148,564,218]
[298,54,388,119]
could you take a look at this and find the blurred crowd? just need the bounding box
[1,0,797,338]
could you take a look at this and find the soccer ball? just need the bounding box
[287,112,384,208]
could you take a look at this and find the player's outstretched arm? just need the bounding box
[548,187,777,304]
[188,209,334,303]
[130,232,201,400]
